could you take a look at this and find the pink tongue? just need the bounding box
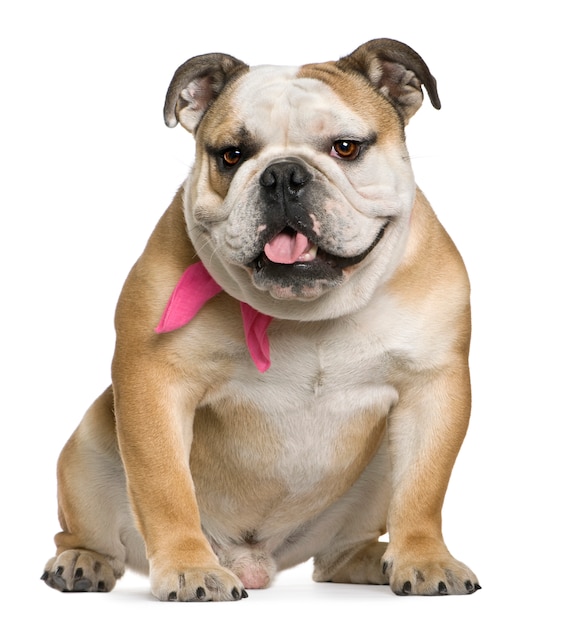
[264,231,311,264]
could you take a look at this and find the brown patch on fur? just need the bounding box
[298,62,405,143]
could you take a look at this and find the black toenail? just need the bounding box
[55,566,64,576]
[97,581,106,591]
[438,581,448,594]
[402,581,411,594]
[242,589,248,598]
[74,568,83,579]
[232,588,240,600]
[168,591,177,601]
[196,586,206,599]
[465,580,474,593]
[40,571,48,581]
[382,561,388,575]
[73,578,93,592]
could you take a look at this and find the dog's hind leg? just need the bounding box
[313,538,389,585]
[41,386,146,592]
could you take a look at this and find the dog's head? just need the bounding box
[164,39,440,320]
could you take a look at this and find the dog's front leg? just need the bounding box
[112,361,246,602]
[384,361,480,596]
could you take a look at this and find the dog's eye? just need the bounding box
[331,140,361,160]
[222,148,242,167]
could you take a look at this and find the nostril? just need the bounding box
[259,167,277,188]
[288,165,308,188]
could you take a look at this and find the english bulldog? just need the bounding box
[41,38,480,601]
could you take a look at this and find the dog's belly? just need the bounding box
[189,320,397,580]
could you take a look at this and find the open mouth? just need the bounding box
[250,221,390,282]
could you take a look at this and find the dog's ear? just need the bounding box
[337,38,441,123]
[164,53,248,132]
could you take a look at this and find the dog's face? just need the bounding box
[164,41,441,320]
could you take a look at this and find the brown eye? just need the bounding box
[222,148,242,167]
[331,140,361,160]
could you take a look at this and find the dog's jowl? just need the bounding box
[42,38,480,601]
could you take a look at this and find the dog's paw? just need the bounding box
[41,549,121,592]
[382,543,480,596]
[150,564,248,602]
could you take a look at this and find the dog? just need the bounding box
[41,38,480,601]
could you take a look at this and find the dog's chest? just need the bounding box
[197,317,397,485]
[252,321,395,412]
[190,317,396,548]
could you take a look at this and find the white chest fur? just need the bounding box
[204,311,398,483]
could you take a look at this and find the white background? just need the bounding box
[1,1,560,623]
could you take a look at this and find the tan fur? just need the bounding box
[42,39,479,601]
[298,62,404,142]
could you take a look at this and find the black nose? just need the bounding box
[260,160,311,200]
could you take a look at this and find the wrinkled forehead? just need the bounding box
[226,64,372,141]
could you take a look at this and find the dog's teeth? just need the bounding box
[299,245,318,262]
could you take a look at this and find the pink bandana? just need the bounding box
[155,262,272,372]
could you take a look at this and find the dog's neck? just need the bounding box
[155,261,272,372]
